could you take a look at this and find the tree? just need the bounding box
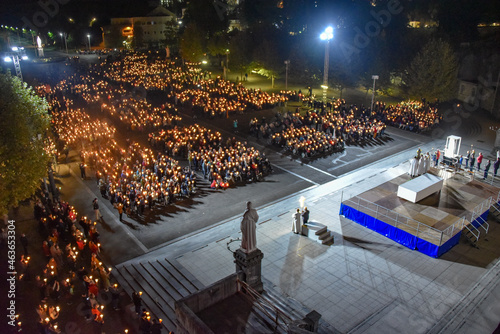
[163,20,179,47]
[288,43,322,88]
[207,32,228,57]
[403,39,458,101]
[183,0,229,37]
[252,39,282,87]
[179,23,205,62]
[0,72,50,216]
[228,31,252,79]
[330,61,359,100]
[132,26,144,49]
[239,0,281,29]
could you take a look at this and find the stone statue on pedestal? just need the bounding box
[240,201,259,253]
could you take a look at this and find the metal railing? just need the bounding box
[237,279,292,332]
[464,223,480,242]
[441,216,466,241]
[493,191,500,214]
[343,191,497,247]
[343,196,444,245]
[470,197,491,234]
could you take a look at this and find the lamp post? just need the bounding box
[371,75,379,111]
[224,49,229,80]
[320,26,334,104]
[59,32,68,54]
[87,34,91,51]
[3,46,28,81]
[284,60,290,91]
[59,32,63,51]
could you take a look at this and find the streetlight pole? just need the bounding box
[284,60,290,91]
[63,33,68,54]
[87,34,91,51]
[3,47,28,81]
[59,32,64,51]
[224,49,229,80]
[320,26,334,104]
[371,75,379,111]
[59,33,68,54]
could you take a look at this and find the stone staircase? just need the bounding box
[260,278,337,334]
[302,222,334,246]
[114,258,204,332]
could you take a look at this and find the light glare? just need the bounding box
[320,26,334,40]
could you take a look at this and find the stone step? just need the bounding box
[114,264,175,331]
[260,279,306,320]
[302,222,334,247]
[164,258,204,291]
[126,264,177,322]
[321,235,334,245]
[315,226,328,236]
[260,278,335,334]
[114,258,205,333]
[318,231,331,241]
[140,261,184,303]
[148,260,192,297]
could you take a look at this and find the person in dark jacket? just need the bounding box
[494,158,500,177]
[483,160,491,180]
[302,207,310,225]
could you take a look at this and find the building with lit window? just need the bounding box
[102,6,177,49]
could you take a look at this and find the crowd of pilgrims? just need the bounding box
[372,100,441,133]
[34,52,445,203]
[9,193,165,332]
[254,99,385,159]
[102,54,288,118]
[149,126,273,189]
[35,56,277,218]
[16,196,122,332]
[245,97,441,159]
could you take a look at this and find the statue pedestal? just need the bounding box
[234,248,264,293]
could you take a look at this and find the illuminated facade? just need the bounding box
[102,6,177,49]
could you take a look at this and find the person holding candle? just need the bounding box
[92,198,103,222]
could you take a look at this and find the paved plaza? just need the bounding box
[116,140,500,334]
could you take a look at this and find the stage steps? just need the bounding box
[114,258,204,332]
[490,202,500,217]
[302,222,334,246]
[462,223,480,248]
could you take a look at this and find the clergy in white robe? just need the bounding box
[409,158,418,177]
[424,154,431,172]
[292,208,301,234]
[417,156,425,175]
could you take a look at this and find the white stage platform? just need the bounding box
[397,173,443,203]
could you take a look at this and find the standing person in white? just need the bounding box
[292,208,301,234]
